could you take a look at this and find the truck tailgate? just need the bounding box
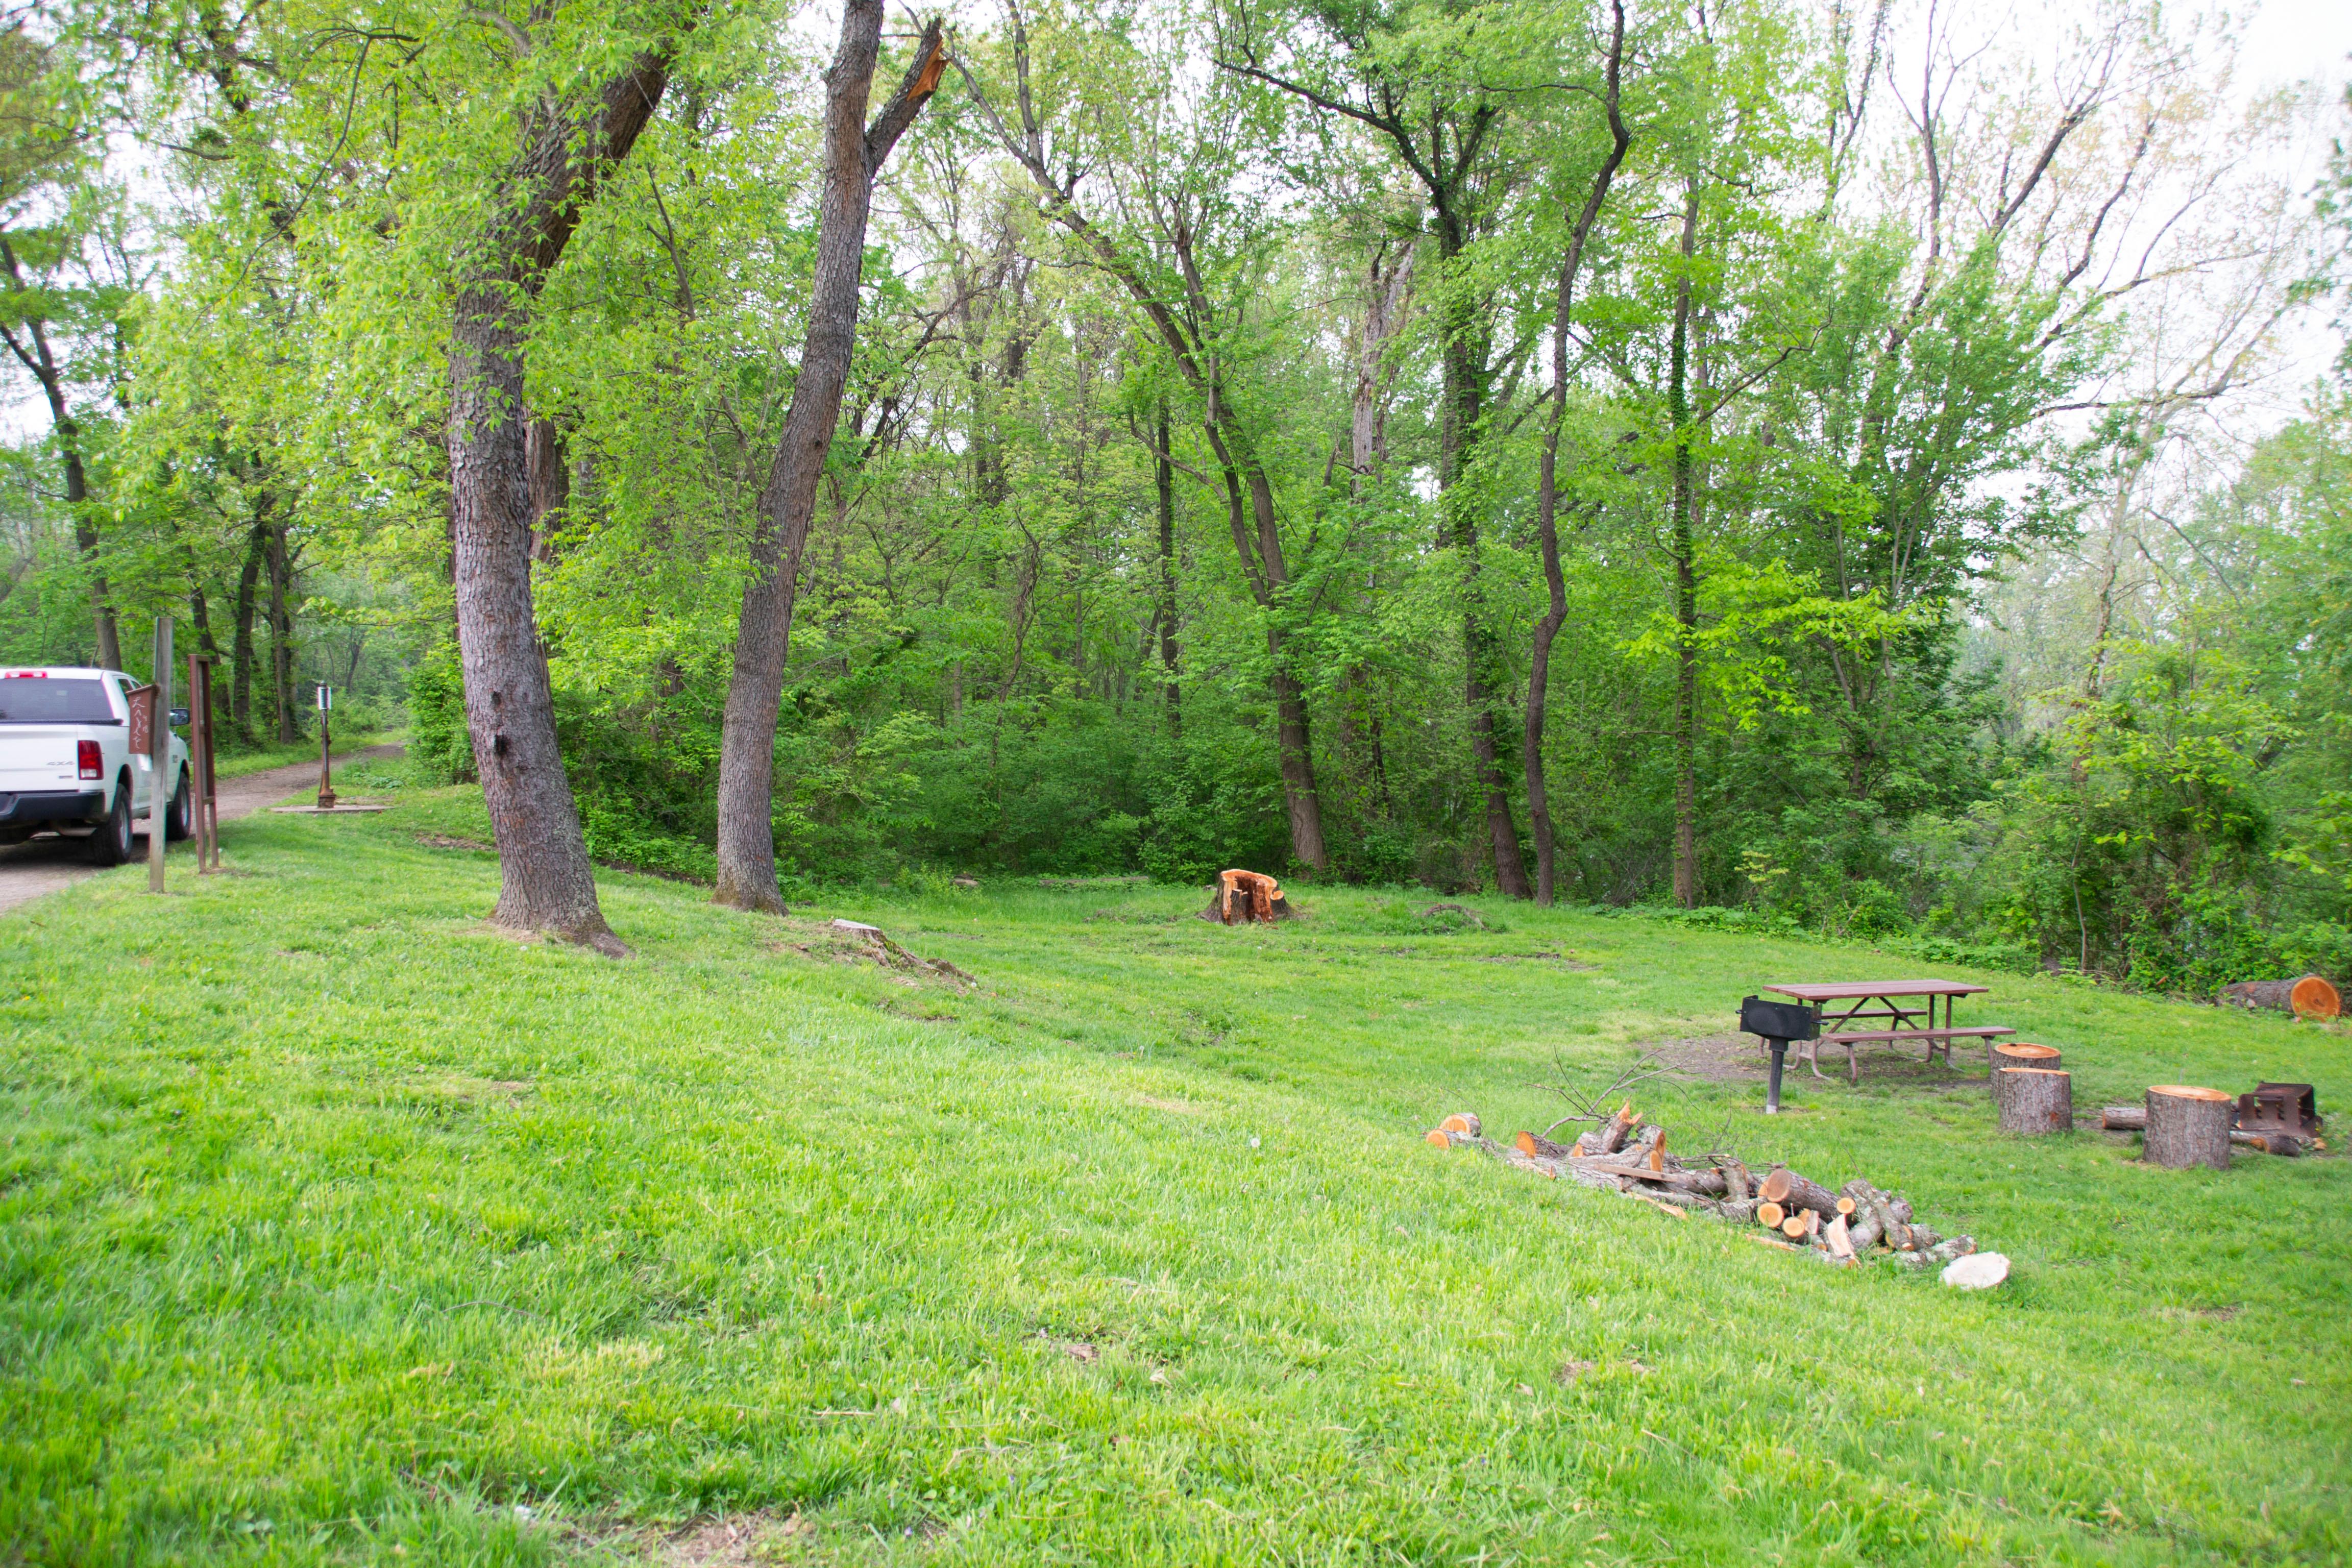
[0,725,84,792]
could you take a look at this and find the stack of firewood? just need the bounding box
[1425,1105,1978,1269]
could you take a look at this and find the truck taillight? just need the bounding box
[78,740,102,780]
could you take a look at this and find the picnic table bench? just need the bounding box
[1760,980,2016,1084]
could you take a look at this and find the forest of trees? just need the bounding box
[0,0,2345,989]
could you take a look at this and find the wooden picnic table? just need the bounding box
[1760,979,2014,1084]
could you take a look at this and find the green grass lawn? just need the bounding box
[3,785,2346,1566]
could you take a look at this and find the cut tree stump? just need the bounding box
[1995,1067,2073,1134]
[1757,1167,1842,1218]
[2145,1085,2234,1170]
[1990,1042,2062,1075]
[1514,1130,1574,1160]
[2221,975,2340,1020]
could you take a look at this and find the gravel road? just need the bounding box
[0,743,405,918]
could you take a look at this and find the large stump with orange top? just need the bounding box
[2144,1085,2234,1169]
[1990,1041,2061,1075]
[1994,1067,2072,1134]
[1207,869,1292,924]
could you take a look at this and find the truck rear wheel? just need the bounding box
[88,776,133,866]
[165,768,193,842]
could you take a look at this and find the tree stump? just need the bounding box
[1994,1067,2072,1134]
[2144,1085,2234,1170]
[1990,1042,2061,1075]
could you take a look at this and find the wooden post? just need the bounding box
[149,616,172,894]
[1995,1067,2072,1134]
[1990,1042,2061,1075]
[2144,1085,2234,1170]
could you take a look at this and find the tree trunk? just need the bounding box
[1155,400,1180,734]
[2144,1085,2233,1170]
[1526,5,1628,908]
[713,5,946,912]
[1667,185,1702,908]
[2222,976,2340,1019]
[267,523,299,743]
[230,520,263,741]
[445,45,672,952]
[1995,1067,2072,1134]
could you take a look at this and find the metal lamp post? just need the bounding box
[315,683,335,808]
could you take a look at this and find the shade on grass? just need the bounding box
[2,785,2346,1565]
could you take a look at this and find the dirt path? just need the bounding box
[0,744,406,918]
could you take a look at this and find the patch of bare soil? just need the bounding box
[415,834,494,852]
[1645,1032,1992,1090]
[1474,951,1598,969]
[650,1511,813,1566]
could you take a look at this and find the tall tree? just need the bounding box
[1525,0,1628,906]
[710,3,947,912]
[447,40,673,951]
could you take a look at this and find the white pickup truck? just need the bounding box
[0,666,193,864]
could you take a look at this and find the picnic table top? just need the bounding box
[1763,979,1992,1002]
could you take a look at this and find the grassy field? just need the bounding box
[3,781,2347,1566]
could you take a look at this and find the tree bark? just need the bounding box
[1994,1067,2073,1134]
[2143,1085,2233,1170]
[1526,4,1628,906]
[446,45,672,952]
[267,522,298,743]
[1667,186,1702,908]
[713,6,946,911]
[1155,399,1180,734]
[1757,1165,1841,1218]
[231,517,264,742]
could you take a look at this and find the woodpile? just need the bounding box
[2221,975,2340,1020]
[1426,1108,1978,1269]
[1993,1066,2072,1134]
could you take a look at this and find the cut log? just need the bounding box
[1886,1193,1914,1224]
[1573,1101,1639,1157]
[1720,1158,1753,1202]
[1804,1208,1821,1239]
[1835,1196,1857,1217]
[1925,1235,1976,1264]
[1439,1112,1482,1137]
[1514,1129,1573,1160]
[1756,1201,1785,1230]
[1424,1128,1453,1148]
[2145,1085,2234,1170]
[1941,1252,2008,1289]
[1647,1132,1668,1174]
[1780,1215,1808,1240]
[2101,1106,2148,1132]
[2222,975,2341,1020]
[1995,1067,2073,1134]
[1757,1167,1842,1218]
[2232,1130,2305,1157]
[1720,1198,1759,1224]
[1990,1041,2062,1075]
[1824,1213,1854,1259]
[1857,1185,1913,1250]
[1840,1181,1883,1251]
